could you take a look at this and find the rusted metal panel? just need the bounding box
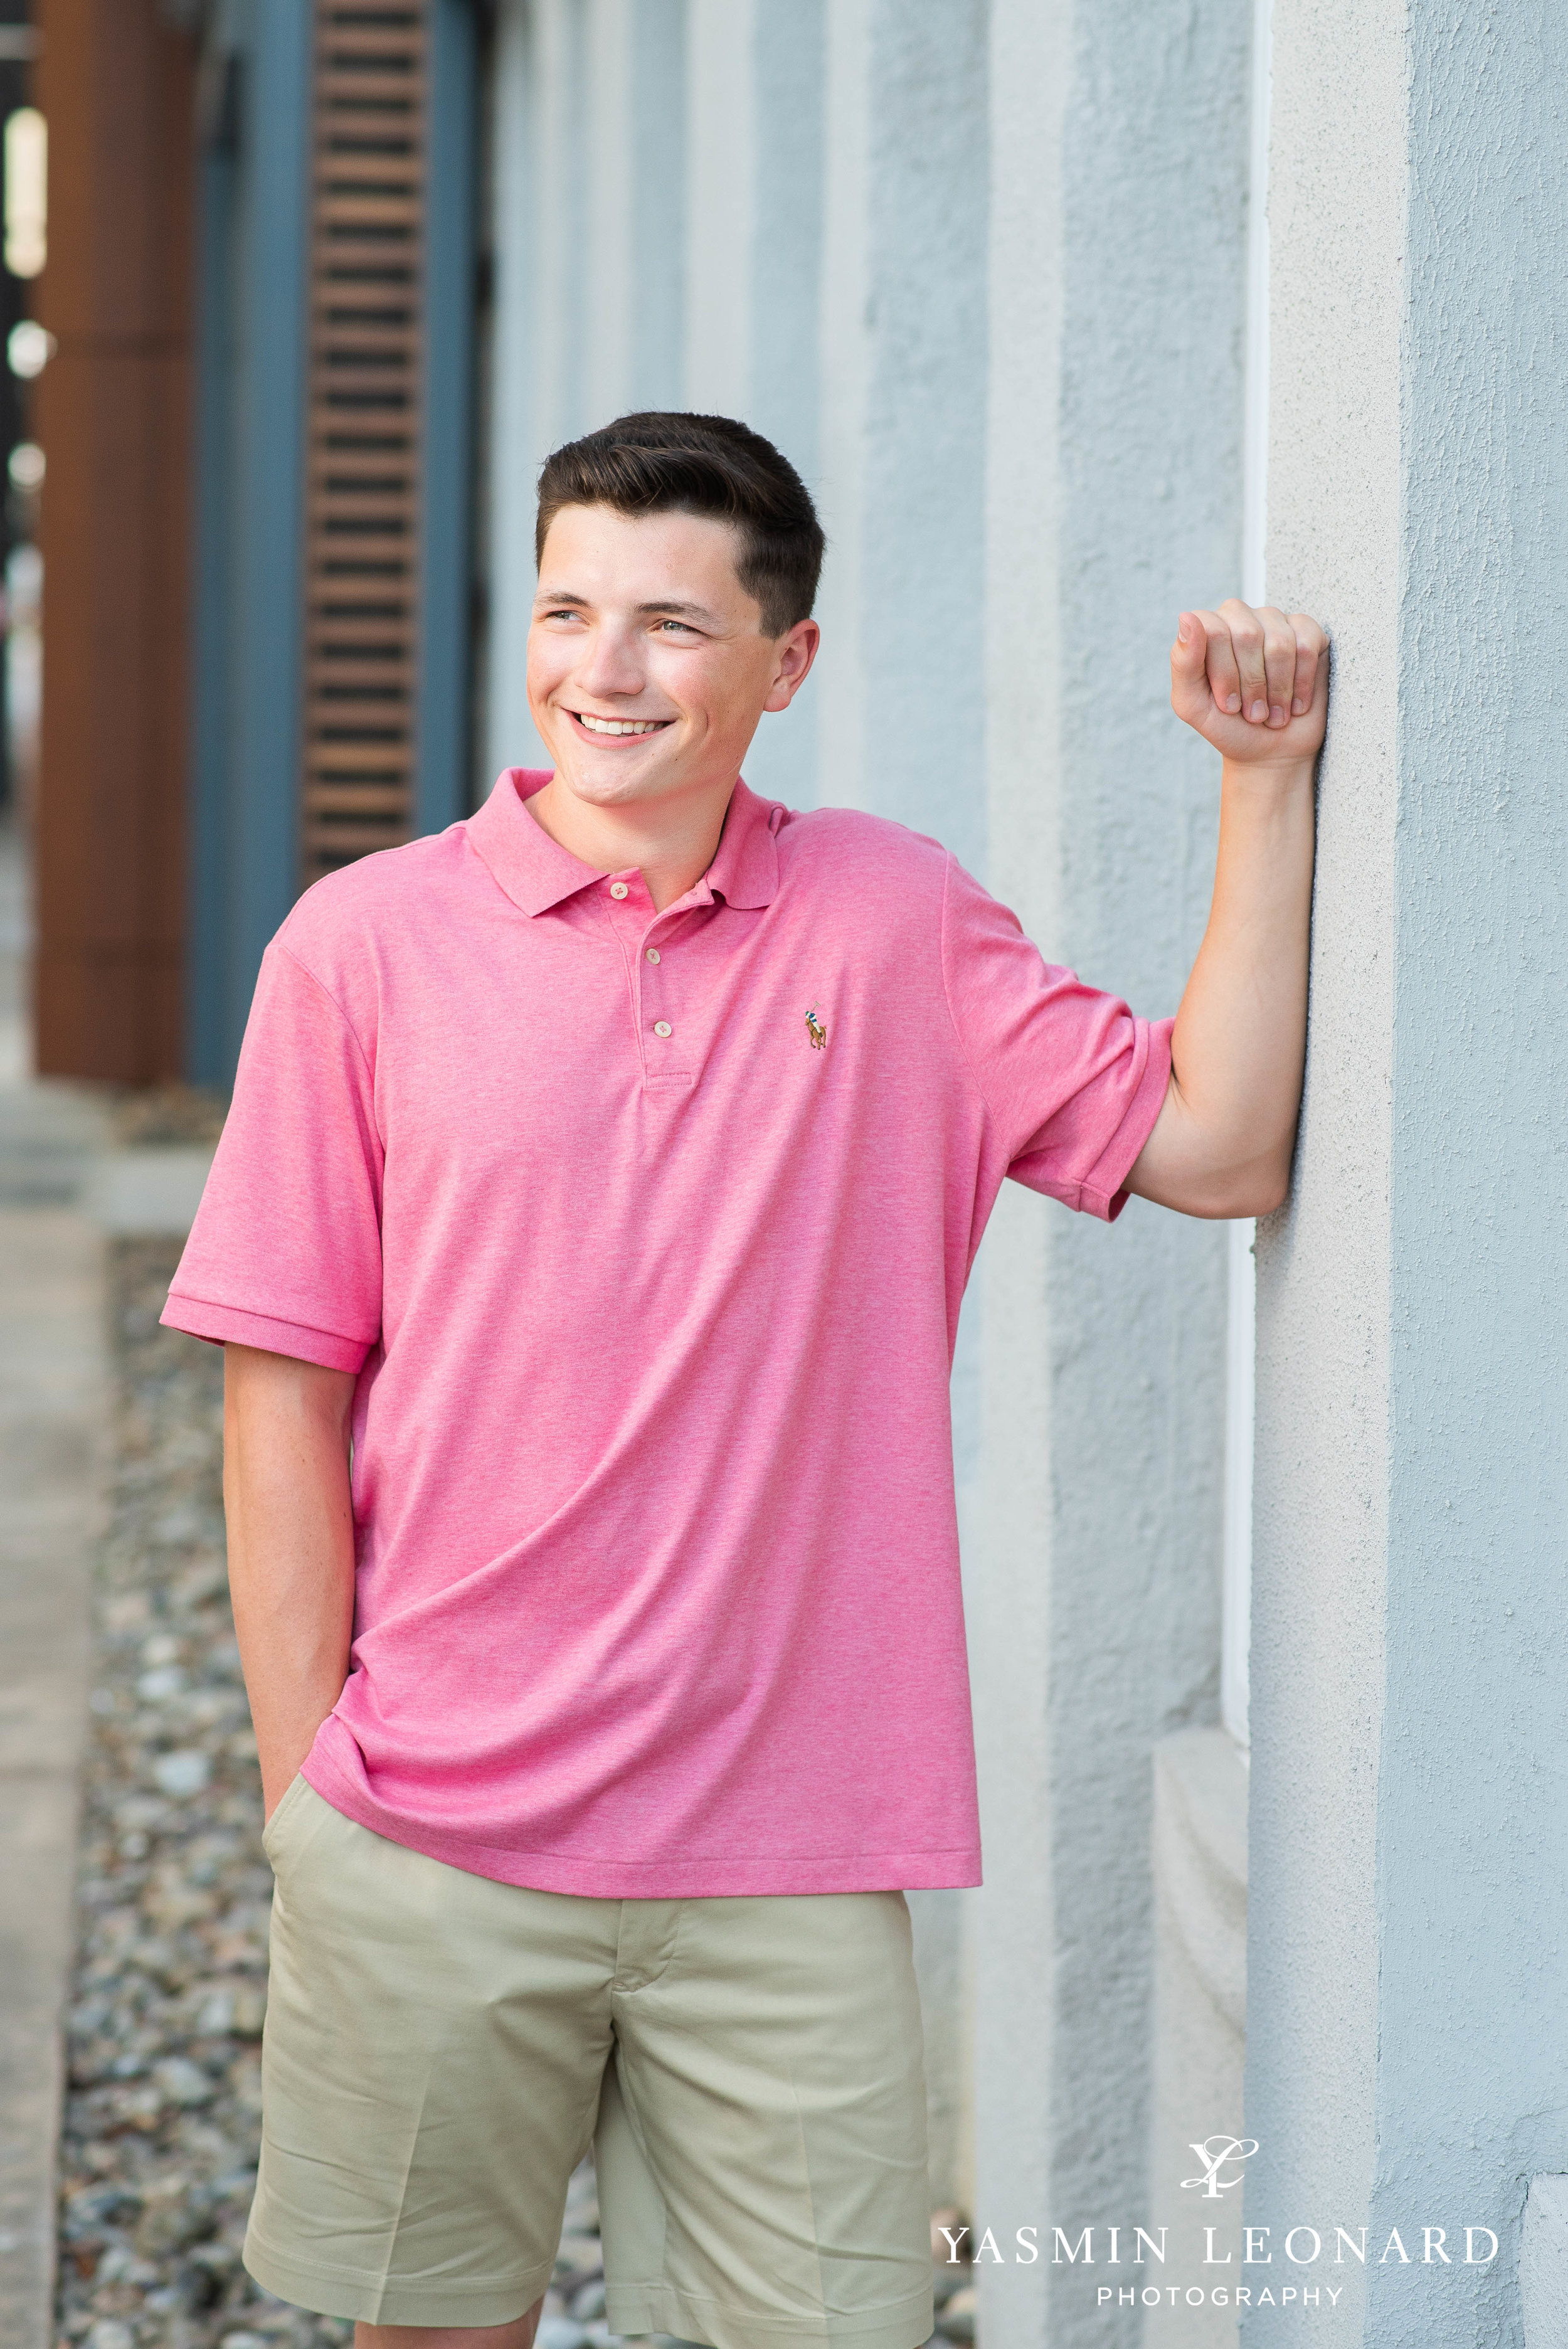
[33,0,195,1081]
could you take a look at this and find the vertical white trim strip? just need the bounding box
[485,0,543,778]
[1222,0,1271,1752]
[1241,0,1272,612]
[585,0,636,423]
[684,0,756,414]
[812,0,872,812]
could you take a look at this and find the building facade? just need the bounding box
[30,4,1568,2345]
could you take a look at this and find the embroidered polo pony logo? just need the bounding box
[805,1005,829,1052]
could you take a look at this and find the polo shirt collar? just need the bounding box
[467,767,780,916]
[700,778,780,909]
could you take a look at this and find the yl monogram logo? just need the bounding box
[1182,2138,1260,2198]
[805,1004,829,1051]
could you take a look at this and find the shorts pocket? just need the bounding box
[261,1771,310,1864]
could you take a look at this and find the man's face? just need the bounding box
[527,504,818,812]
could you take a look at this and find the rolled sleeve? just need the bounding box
[161,943,384,1365]
[940,852,1173,1219]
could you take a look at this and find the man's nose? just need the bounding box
[576,625,646,699]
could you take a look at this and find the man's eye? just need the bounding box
[655,617,697,635]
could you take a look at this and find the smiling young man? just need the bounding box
[162,413,1325,2349]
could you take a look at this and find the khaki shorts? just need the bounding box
[248,1779,935,2346]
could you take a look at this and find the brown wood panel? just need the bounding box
[33,1,195,1081]
[304,748,410,768]
[305,786,411,815]
[298,0,428,886]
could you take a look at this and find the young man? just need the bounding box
[162,412,1324,2349]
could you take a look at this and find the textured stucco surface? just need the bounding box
[728,0,825,810]
[1250,6,1568,2344]
[1372,4,1568,2337]
[1147,1729,1248,2349]
[813,1,992,2208]
[1520,2177,1568,2348]
[1244,4,1404,2335]
[975,4,1246,2344]
[487,0,578,777]
[488,0,688,781]
[813,0,988,859]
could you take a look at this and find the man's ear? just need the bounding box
[763,618,820,713]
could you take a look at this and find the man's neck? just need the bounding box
[526,773,738,913]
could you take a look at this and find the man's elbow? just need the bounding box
[1158,1147,1291,1220]
[1207,1153,1291,1219]
[1231,1174,1289,1219]
[1129,1112,1296,1219]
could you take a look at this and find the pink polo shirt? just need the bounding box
[163,771,1172,1897]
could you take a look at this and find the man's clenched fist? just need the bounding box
[1171,598,1328,765]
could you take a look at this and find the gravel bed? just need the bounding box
[54,1239,970,2349]
[107,1089,229,1150]
[53,1240,334,2349]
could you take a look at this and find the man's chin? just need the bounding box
[549,741,683,807]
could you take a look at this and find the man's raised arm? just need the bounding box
[223,1345,358,1821]
[1125,597,1327,1219]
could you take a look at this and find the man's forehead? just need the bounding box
[536,503,750,601]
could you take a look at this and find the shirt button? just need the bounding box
[645,947,660,963]
[653,1021,672,1038]
[609,881,629,899]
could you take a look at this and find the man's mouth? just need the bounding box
[568,710,674,739]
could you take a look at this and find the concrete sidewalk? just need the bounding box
[0,814,108,2348]
[0,1094,110,2348]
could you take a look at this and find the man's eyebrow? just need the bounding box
[532,588,721,624]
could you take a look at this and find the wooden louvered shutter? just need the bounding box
[299,3,428,887]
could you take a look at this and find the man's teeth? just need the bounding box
[577,713,667,736]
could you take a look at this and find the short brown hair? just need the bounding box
[534,412,825,637]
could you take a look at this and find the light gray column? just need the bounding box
[746,7,824,496]
[583,0,646,428]
[581,0,686,423]
[487,0,684,779]
[814,1,990,1895]
[1522,2179,1568,2349]
[684,0,824,808]
[813,0,992,2208]
[1147,1728,1249,2349]
[615,0,686,413]
[816,0,988,861]
[683,0,755,422]
[975,1,1249,2342]
[487,0,586,776]
[812,0,992,1844]
[1247,6,1568,2343]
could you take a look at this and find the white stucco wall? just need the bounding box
[1242,4,1402,2330]
[976,3,1248,2341]
[812,1,992,2210]
[1249,6,1568,2343]
[696,0,825,809]
[1147,1728,1249,2349]
[487,0,688,782]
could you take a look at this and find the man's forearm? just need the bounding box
[223,1343,358,1819]
[1155,755,1316,1215]
[1126,600,1325,1218]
